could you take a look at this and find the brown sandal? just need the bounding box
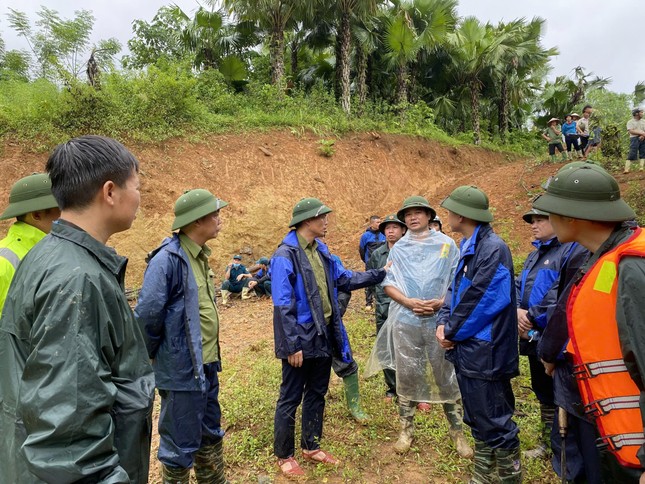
[302,448,340,465]
[277,456,305,477]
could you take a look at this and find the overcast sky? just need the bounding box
[1,0,641,95]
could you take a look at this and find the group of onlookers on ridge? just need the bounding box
[0,135,643,484]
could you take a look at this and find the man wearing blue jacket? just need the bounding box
[136,189,229,484]
[272,198,386,477]
[359,214,385,309]
[436,186,521,483]
[517,208,579,459]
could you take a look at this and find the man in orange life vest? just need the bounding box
[533,163,645,483]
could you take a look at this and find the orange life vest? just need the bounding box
[566,227,645,468]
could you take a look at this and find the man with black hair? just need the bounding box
[577,105,593,157]
[625,107,645,173]
[0,135,154,483]
[359,214,385,310]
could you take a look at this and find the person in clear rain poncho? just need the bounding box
[366,196,473,458]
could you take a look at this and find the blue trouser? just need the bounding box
[628,136,645,160]
[274,357,332,458]
[456,372,520,449]
[528,354,554,405]
[158,362,224,469]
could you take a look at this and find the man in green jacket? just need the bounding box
[0,173,60,313]
[367,213,406,400]
[0,135,155,483]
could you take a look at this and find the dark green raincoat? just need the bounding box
[0,220,154,483]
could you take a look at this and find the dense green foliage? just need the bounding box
[0,1,643,153]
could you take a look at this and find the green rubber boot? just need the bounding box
[194,439,228,484]
[496,447,522,483]
[343,372,369,424]
[162,464,190,484]
[468,440,497,484]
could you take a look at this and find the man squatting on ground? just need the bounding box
[367,213,407,401]
[0,135,155,483]
[367,196,472,458]
[247,256,272,296]
[436,186,522,483]
[220,253,251,304]
[136,189,229,484]
[0,173,60,312]
[516,208,580,459]
[533,163,645,483]
[359,214,385,309]
[271,197,387,477]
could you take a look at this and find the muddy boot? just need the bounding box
[468,440,497,484]
[343,372,369,424]
[495,447,522,483]
[393,414,414,454]
[576,150,583,159]
[162,464,190,484]
[560,151,568,161]
[624,160,632,174]
[241,286,253,300]
[549,154,557,162]
[443,402,473,458]
[640,160,644,171]
[449,428,474,459]
[525,403,554,459]
[194,439,228,484]
[220,290,230,305]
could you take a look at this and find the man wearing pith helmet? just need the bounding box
[271,197,387,477]
[533,164,645,482]
[366,196,471,458]
[435,186,521,483]
[0,173,60,313]
[136,189,229,484]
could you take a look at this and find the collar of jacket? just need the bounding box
[51,220,127,276]
[282,230,330,255]
[459,223,491,257]
[365,228,380,234]
[532,236,559,250]
[6,221,47,247]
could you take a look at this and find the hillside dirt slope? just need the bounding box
[2,131,644,483]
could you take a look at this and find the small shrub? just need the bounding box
[318,139,335,157]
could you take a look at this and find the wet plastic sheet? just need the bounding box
[365,229,461,403]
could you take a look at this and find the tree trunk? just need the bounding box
[334,36,342,101]
[470,78,481,145]
[355,44,368,115]
[269,28,285,88]
[498,74,508,141]
[337,11,352,114]
[396,62,408,107]
[290,42,298,86]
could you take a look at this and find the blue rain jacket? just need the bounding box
[272,230,385,360]
[437,224,519,380]
[359,228,385,264]
[135,234,207,392]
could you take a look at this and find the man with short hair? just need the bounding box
[221,254,251,304]
[577,105,593,157]
[625,107,645,173]
[136,189,229,484]
[359,214,385,309]
[367,213,407,400]
[533,164,645,483]
[0,135,154,483]
[368,197,471,457]
[436,186,521,483]
[0,173,60,313]
[272,198,386,477]
[248,256,271,297]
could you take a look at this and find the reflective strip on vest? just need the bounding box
[586,395,642,417]
[566,227,645,468]
[0,247,20,269]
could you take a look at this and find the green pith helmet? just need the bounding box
[522,208,550,224]
[532,165,635,222]
[378,213,406,234]
[541,161,606,189]
[288,197,332,227]
[440,186,493,223]
[171,189,228,231]
[0,173,59,220]
[397,196,436,222]
[257,257,270,265]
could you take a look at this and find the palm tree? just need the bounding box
[448,17,508,144]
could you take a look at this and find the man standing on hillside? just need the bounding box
[533,164,645,483]
[625,107,645,173]
[0,173,60,313]
[0,135,154,483]
[136,189,229,484]
[436,186,521,483]
[272,198,387,477]
[359,214,385,310]
[577,105,593,158]
[368,197,471,458]
[367,213,407,401]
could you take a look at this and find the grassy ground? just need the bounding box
[194,299,560,483]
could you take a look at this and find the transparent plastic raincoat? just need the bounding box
[365,229,461,403]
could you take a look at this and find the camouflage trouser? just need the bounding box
[470,441,522,484]
[194,439,227,484]
[398,397,463,431]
